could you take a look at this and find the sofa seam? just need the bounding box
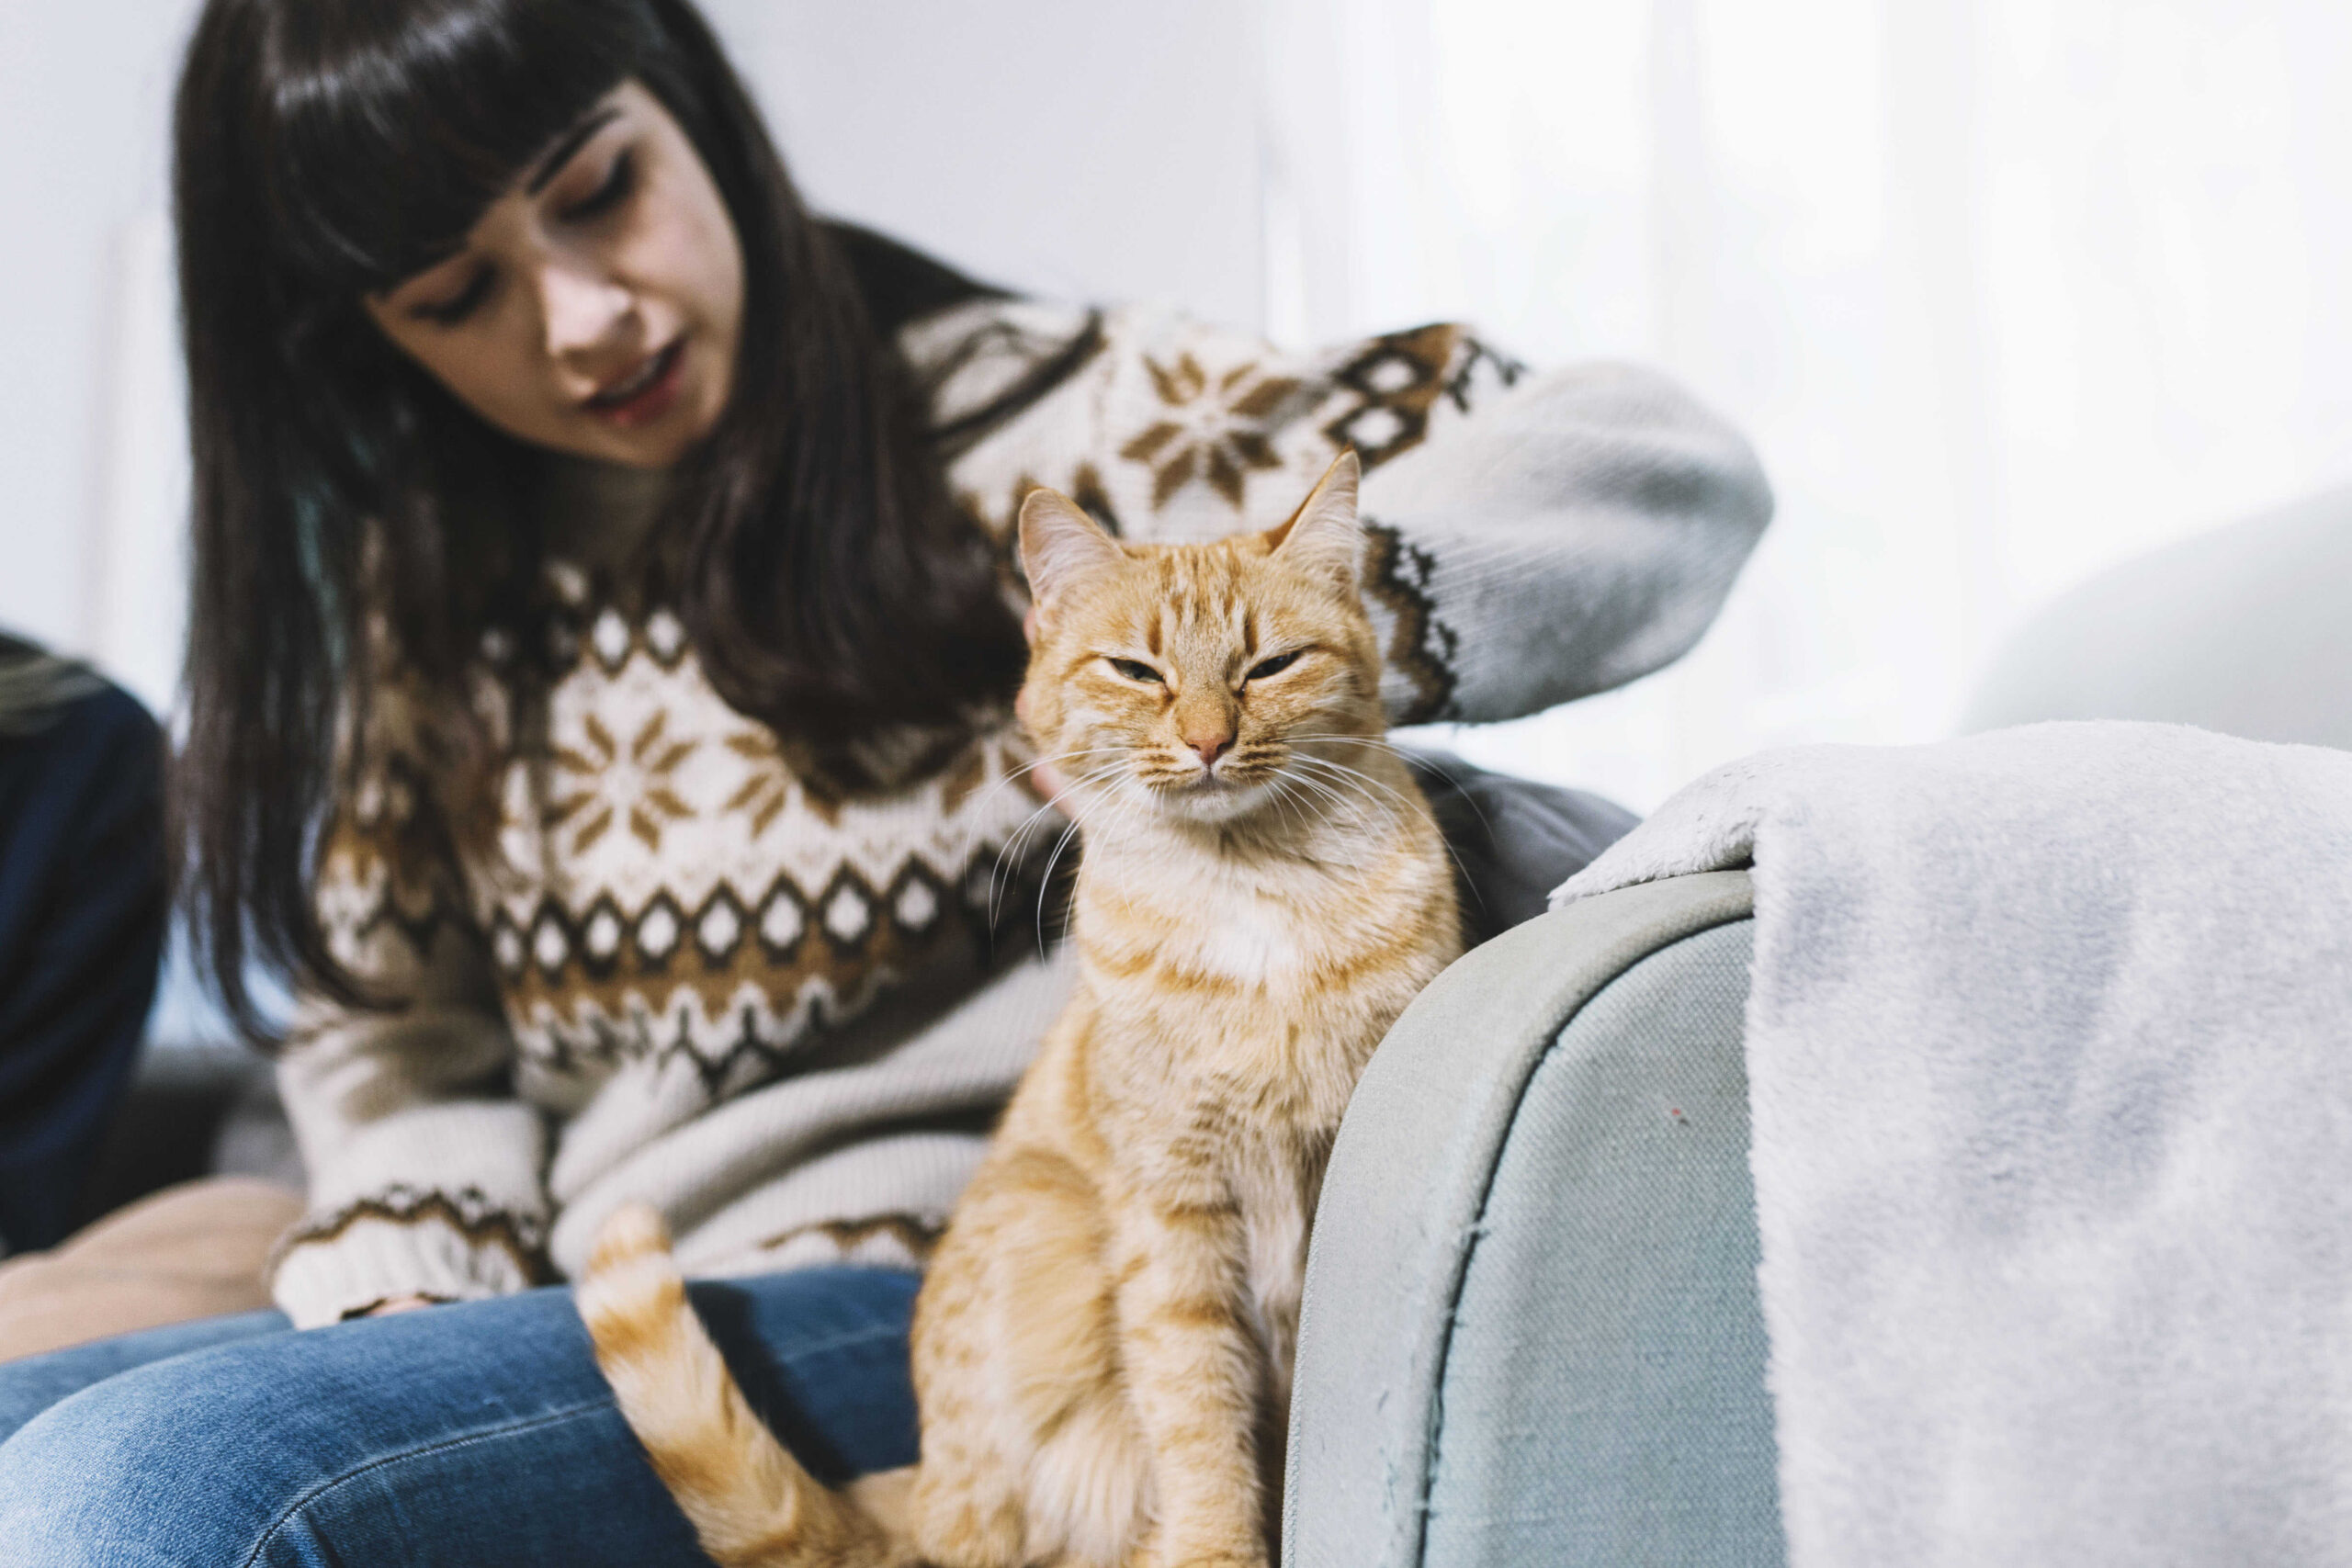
[1408,905,1754,1568]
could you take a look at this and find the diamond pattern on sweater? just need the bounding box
[821,872,875,948]
[1320,323,1460,466]
[590,607,631,672]
[581,896,627,970]
[645,609,688,668]
[695,886,745,965]
[892,866,943,934]
[282,294,1645,1325]
[634,892,684,967]
[435,605,1052,1088]
[306,298,1511,1230]
[757,879,808,959]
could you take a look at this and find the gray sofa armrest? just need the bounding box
[1286,869,1774,1568]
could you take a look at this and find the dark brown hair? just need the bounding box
[174,0,1025,1036]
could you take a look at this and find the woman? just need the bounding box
[0,0,1770,1557]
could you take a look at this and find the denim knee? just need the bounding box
[0,1358,304,1566]
[0,1303,710,1567]
[0,1274,920,1565]
[0,1348,645,1566]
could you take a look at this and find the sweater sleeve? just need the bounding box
[268,683,550,1328]
[1350,354,1774,722]
[917,300,1771,725]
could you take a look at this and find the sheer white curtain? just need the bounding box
[1264,0,2352,810]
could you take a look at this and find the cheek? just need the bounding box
[1245,673,1348,735]
[665,194,741,341]
[633,152,744,382]
[383,316,557,445]
[1059,682,1167,758]
[691,221,744,418]
[1024,665,1102,749]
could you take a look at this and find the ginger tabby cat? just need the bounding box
[578,452,1462,1568]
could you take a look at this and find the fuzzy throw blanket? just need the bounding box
[1552,721,2352,1567]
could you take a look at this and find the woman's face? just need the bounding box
[365,81,744,470]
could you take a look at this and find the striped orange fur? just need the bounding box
[578,452,1462,1568]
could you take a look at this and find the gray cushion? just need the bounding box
[1962,483,2352,749]
[1288,870,1770,1568]
[1428,917,1776,1566]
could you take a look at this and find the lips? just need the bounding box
[584,339,686,428]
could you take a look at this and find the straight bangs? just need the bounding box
[177,0,1024,1043]
[259,0,644,297]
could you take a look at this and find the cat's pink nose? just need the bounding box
[1187,733,1233,768]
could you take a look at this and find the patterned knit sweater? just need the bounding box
[269,296,1772,1327]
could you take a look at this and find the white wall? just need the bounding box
[711,0,1261,330]
[0,2,1269,1046]
[0,1,1267,715]
[15,3,2352,1045]
[1267,0,2352,810]
[0,1,198,675]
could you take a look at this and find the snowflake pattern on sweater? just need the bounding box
[271,297,1770,1326]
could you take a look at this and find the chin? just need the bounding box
[1155,776,1277,826]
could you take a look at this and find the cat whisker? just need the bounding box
[992,751,1119,851]
[1286,754,1421,819]
[1030,777,1149,954]
[1289,733,1498,839]
[1286,754,1487,917]
[1034,816,1086,957]
[1288,756,1453,849]
[969,744,1130,817]
[1000,756,1128,840]
[1263,775,1312,839]
[1263,775,1371,869]
[989,759,1133,928]
[1272,765,1365,840]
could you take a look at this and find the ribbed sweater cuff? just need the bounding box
[271,1193,548,1328]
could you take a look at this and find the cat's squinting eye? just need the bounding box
[1107,658,1163,684]
[1245,650,1303,683]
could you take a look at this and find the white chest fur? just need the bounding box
[1180,888,1307,987]
[1107,844,1340,992]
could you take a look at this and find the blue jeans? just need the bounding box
[0,1268,920,1564]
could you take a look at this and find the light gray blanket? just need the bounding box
[1551,721,2352,1567]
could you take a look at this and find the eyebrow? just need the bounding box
[525,106,624,195]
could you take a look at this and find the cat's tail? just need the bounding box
[577,1203,910,1568]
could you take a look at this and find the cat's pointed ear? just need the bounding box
[1268,450,1363,591]
[1019,486,1125,621]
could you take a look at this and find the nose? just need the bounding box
[537,255,633,361]
[1185,729,1234,769]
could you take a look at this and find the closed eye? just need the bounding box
[1107,658,1163,684]
[561,150,637,222]
[414,265,495,326]
[1245,649,1302,683]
